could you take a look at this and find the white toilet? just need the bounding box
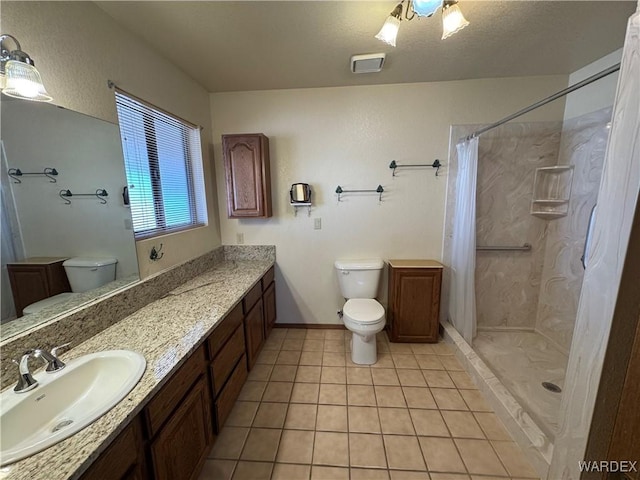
[335,259,386,365]
[22,257,117,315]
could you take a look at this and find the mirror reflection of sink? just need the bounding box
[0,350,146,467]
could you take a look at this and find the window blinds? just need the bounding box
[115,91,207,239]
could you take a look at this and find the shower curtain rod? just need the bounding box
[465,63,621,141]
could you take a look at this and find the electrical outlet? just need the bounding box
[314,218,322,230]
[237,232,244,244]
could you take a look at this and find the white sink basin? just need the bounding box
[0,350,146,466]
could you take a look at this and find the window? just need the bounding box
[115,90,207,239]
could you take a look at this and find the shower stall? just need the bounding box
[450,106,610,436]
[441,39,640,476]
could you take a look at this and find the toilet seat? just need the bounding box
[343,299,385,325]
[22,292,75,315]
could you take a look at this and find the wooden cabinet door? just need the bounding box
[7,261,70,316]
[263,282,276,338]
[150,376,213,480]
[244,298,265,370]
[81,417,147,480]
[389,267,442,343]
[222,134,272,218]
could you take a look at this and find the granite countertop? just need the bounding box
[0,258,274,480]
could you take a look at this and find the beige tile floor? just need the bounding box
[199,328,539,480]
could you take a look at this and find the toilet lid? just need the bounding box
[343,299,385,324]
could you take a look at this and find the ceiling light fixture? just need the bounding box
[0,34,52,102]
[375,0,469,46]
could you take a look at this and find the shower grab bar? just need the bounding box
[581,204,597,270]
[476,243,532,251]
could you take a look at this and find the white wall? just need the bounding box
[211,76,567,325]
[1,1,221,278]
[2,100,139,278]
[563,49,622,120]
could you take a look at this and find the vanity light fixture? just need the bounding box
[375,0,469,46]
[0,34,52,102]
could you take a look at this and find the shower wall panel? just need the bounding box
[474,123,562,329]
[535,108,611,353]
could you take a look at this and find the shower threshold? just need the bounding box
[441,321,558,479]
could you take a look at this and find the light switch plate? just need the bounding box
[314,218,322,230]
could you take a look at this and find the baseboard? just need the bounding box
[274,323,346,330]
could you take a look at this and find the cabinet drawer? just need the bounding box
[262,266,274,290]
[211,324,246,397]
[81,417,145,480]
[242,282,262,314]
[145,346,207,438]
[208,303,243,359]
[150,377,212,480]
[214,354,248,432]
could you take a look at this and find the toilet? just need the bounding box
[62,257,118,293]
[22,257,117,315]
[335,259,386,365]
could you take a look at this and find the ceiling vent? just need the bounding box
[350,53,386,74]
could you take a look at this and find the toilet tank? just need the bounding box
[63,257,118,293]
[335,259,383,299]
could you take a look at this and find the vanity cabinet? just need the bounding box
[387,260,443,343]
[7,257,71,316]
[243,266,277,370]
[222,134,272,218]
[145,345,212,480]
[81,266,277,480]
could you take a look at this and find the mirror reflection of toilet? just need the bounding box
[22,257,118,315]
[335,259,386,365]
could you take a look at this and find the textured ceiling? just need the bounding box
[96,1,635,93]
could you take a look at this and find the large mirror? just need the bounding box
[0,98,140,341]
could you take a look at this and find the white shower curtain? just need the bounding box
[449,136,479,344]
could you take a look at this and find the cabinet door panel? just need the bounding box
[222,134,272,218]
[389,268,442,343]
[150,377,212,480]
[81,417,146,480]
[264,282,276,337]
[244,299,264,370]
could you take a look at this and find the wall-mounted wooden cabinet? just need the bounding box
[387,260,443,343]
[222,134,272,218]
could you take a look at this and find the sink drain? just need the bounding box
[542,382,562,393]
[52,419,74,433]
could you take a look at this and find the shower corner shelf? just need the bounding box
[530,165,574,219]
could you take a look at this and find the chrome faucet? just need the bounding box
[12,343,71,393]
[12,350,39,393]
[34,343,70,373]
